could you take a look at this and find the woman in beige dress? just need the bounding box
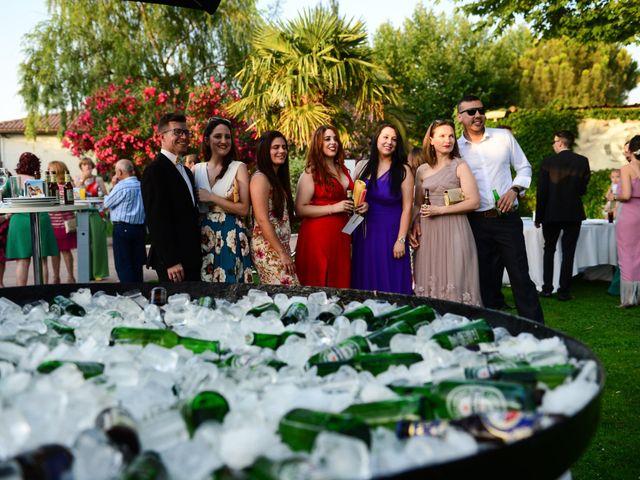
[409,119,482,305]
[250,131,298,285]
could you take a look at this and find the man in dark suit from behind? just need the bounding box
[535,130,591,300]
[142,112,201,282]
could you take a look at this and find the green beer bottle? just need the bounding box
[44,318,76,342]
[109,327,220,354]
[218,353,286,370]
[492,188,503,215]
[247,302,280,317]
[431,319,495,350]
[354,351,423,375]
[307,335,371,364]
[388,305,435,330]
[50,295,86,317]
[464,360,526,380]
[366,320,415,348]
[280,303,309,325]
[197,296,216,309]
[342,395,430,429]
[492,364,576,388]
[342,305,374,322]
[248,331,304,350]
[427,380,538,420]
[121,451,168,480]
[181,391,230,436]
[278,408,371,452]
[368,305,413,330]
[315,303,344,322]
[37,360,104,379]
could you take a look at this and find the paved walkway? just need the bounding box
[1,238,157,287]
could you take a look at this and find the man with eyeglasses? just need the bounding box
[535,130,590,301]
[457,95,544,323]
[141,112,201,283]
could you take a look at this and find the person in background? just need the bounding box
[47,161,77,284]
[74,156,109,280]
[352,124,412,294]
[250,131,298,285]
[0,171,11,288]
[456,95,544,323]
[75,157,107,197]
[183,154,198,170]
[535,130,590,301]
[407,146,424,175]
[604,169,621,221]
[104,159,146,283]
[611,134,640,307]
[6,152,59,286]
[410,119,482,305]
[142,112,201,282]
[193,117,253,283]
[295,125,359,288]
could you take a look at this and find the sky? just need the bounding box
[1,0,639,122]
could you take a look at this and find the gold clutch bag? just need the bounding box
[443,188,465,206]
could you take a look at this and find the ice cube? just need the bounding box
[138,409,189,451]
[389,333,417,353]
[219,426,280,470]
[358,382,397,403]
[72,428,123,480]
[541,379,599,416]
[307,291,328,305]
[0,407,31,459]
[311,432,371,480]
[137,344,179,373]
[161,437,223,480]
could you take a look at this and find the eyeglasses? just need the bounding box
[162,128,192,137]
[207,116,231,127]
[459,107,486,116]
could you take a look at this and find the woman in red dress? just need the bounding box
[295,125,366,288]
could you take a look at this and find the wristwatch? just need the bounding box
[397,236,406,244]
[510,186,523,195]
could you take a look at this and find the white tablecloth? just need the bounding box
[504,219,617,290]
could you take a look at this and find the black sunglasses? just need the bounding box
[208,116,232,126]
[459,107,486,116]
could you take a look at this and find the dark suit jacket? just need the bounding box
[142,152,201,280]
[535,150,591,223]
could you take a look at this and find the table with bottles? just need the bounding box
[0,203,91,285]
[503,218,617,290]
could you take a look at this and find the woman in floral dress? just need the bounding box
[193,117,253,283]
[250,131,298,285]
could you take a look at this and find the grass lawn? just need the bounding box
[502,277,639,480]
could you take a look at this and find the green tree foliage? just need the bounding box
[372,5,528,142]
[517,38,639,108]
[19,0,259,136]
[228,5,398,149]
[455,0,640,45]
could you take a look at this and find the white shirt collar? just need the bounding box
[459,128,491,145]
[161,149,178,165]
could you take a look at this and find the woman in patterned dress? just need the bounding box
[250,131,298,285]
[193,117,253,283]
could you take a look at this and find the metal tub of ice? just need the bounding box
[0,283,603,480]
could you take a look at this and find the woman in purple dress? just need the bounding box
[351,124,414,294]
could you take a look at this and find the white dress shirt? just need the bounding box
[457,127,532,212]
[161,149,195,205]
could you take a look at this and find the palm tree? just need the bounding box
[228,5,398,148]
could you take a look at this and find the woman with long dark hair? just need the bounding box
[193,117,253,283]
[351,124,414,294]
[409,119,482,305]
[295,125,366,288]
[250,131,298,285]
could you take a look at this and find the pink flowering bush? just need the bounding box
[63,77,256,175]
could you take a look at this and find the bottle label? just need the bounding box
[447,328,480,348]
[445,385,508,418]
[480,411,539,443]
[317,339,362,363]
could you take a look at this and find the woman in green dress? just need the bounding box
[6,152,59,286]
[74,157,109,280]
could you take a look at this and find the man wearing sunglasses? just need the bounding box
[457,95,544,324]
[141,112,201,283]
